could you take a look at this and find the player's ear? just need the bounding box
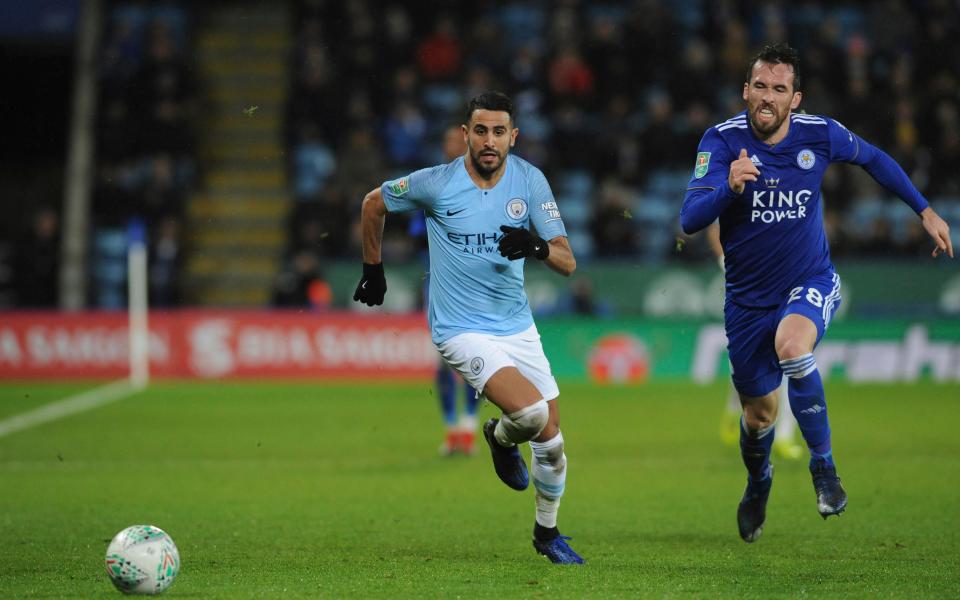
[790,91,802,110]
[742,82,749,102]
[510,127,518,148]
[461,124,468,142]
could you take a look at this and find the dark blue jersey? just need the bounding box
[681,110,928,307]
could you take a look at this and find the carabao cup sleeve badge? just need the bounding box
[388,177,409,196]
[694,152,711,178]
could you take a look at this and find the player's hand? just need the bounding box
[920,207,954,258]
[728,148,760,195]
[498,225,550,261]
[353,262,387,306]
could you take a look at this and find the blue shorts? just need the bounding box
[725,270,841,397]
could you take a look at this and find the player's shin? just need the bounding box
[781,354,833,465]
[739,416,775,481]
[530,431,566,534]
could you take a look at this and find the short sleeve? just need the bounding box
[527,166,567,240]
[828,118,861,163]
[686,128,733,191]
[381,165,446,213]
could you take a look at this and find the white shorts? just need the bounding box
[434,324,560,401]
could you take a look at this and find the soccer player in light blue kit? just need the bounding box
[680,44,953,543]
[353,92,584,564]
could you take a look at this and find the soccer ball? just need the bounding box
[104,525,180,595]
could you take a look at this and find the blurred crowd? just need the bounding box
[8,0,960,309]
[284,0,960,271]
[91,1,196,308]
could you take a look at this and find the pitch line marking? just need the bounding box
[0,379,142,439]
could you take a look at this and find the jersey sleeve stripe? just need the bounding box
[791,116,827,125]
[713,115,746,129]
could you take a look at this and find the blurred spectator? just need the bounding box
[272,250,331,310]
[292,124,337,200]
[590,179,639,258]
[548,46,595,106]
[14,207,60,307]
[548,277,614,318]
[149,216,181,307]
[416,15,462,82]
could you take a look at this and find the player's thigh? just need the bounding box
[482,367,543,414]
[777,270,842,350]
[434,331,539,414]
[774,313,818,359]
[501,324,561,402]
[725,300,782,398]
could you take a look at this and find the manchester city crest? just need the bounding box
[506,198,528,220]
[796,149,816,170]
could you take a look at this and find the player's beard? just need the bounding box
[748,102,788,139]
[469,148,504,176]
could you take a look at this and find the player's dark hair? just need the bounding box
[746,43,801,92]
[465,91,514,124]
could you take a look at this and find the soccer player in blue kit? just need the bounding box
[680,44,953,543]
[353,92,584,564]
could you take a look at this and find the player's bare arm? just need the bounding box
[360,187,387,264]
[354,187,388,306]
[920,206,953,258]
[544,236,576,277]
[728,148,760,194]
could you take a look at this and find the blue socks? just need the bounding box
[436,366,457,426]
[464,383,478,418]
[781,354,834,467]
[437,367,479,427]
[739,416,774,482]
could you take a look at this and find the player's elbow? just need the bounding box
[558,257,576,277]
[680,192,713,235]
[362,188,387,217]
[679,212,702,235]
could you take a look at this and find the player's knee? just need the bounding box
[742,409,776,434]
[501,399,549,442]
[776,337,811,361]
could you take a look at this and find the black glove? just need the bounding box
[353,262,386,306]
[498,225,550,261]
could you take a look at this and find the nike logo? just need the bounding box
[446,208,467,216]
[361,281,368,290]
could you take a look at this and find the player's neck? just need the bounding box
[751,114,792,146]
[465,155,507,189]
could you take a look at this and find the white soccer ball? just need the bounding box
[104,525,180,595]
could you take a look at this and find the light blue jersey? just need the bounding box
[382,154,567,343]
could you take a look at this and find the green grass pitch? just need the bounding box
[1,380,958,598]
